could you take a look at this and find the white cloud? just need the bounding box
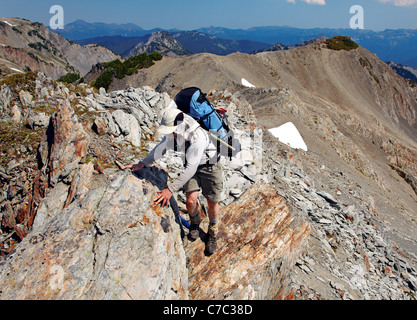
[378,0,417,7]
[287,0,326,5]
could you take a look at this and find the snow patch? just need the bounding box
[241,78,255,88]
[10,67,24,73]
[3,21,16,27]
[268,122,308,151]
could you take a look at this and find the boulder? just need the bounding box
[0,169,188,300]
[29,112,50,129]
[186,181,311,300]
[112,110,141,147]
[92,117,107,136]
[99,87,106,96]
[10,105,21,123]
[18,90,33,108]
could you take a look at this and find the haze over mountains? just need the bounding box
[55,19,417,69]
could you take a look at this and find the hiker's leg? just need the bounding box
[186,191,199,216]
[207,200,219,223]
[207,200,219,237]
[206,199,219,254]
[199,163,222,254]
[186,190,201,240]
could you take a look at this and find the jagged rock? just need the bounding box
[1,202,15,230]
[32,182,69,231]
[63,162,95,208]
[10,105,21,123]
[18,90,33,108]
[0,170,188,300]
[99,87,106,96]
[316,191,340,209]
[126,92,156,123]
[103,112,121,137]
[43,101,90,186]
[186,181,311,300]
[29,112,50,129]
[92,117,107,135]
[84,96,104,111]
[111,110,141,147]
[0,166,12,182]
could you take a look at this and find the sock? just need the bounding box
[208,218,219,237]
[189,211,200,225]
[209,218,218,225]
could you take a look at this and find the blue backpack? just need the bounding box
[174,87,241,159]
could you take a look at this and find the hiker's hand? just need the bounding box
[124,163,145,172]
[154,188,173,207]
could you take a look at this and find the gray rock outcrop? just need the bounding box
[0,169,188,300]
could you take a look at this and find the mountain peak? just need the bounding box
[0,18,119,79]
[127,30,191,57]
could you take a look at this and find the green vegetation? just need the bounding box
[0,71,38,95]
[28,38,59,56]
[12,26,22,34]
[93,52,162,91]
[58,73,80,84]
[0,120,43,167]
[28,42,49,52]
[28,29,46,41]
[325,36,359,51]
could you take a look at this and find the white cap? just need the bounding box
[158,108,184,135]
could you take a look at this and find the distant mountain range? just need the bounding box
[387,61,417,84]
[52,20,417,69]
[76,30,272,58]
[52,19,151,39]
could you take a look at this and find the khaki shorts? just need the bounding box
[183,162,224,203]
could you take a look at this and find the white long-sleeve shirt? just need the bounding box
[140,115,218,193]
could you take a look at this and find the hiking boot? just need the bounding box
[188,212,201,241]
[188,223,200,241]
[205,234,217,255]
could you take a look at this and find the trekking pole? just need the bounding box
[209,132,236,151]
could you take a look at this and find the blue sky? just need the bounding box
[1,0,417,30]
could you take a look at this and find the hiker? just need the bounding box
[124,107,223,255]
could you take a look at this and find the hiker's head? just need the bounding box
[158,108,184,136]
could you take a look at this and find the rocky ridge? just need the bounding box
[0,70,416,300]
[252,35,328,54]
